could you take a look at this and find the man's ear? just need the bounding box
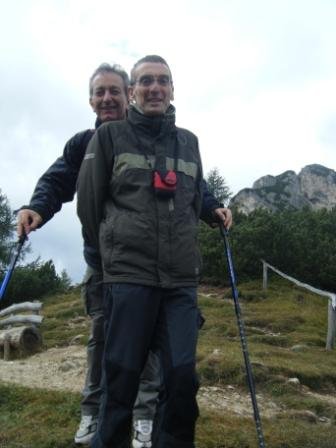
[89,97,94,110]
[170,83,174,101]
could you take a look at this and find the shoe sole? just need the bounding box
[74,433,95,445]
[132,440,152,448]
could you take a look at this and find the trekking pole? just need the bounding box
[219,223,266,448]
[0,234,27,301]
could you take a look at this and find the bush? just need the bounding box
[1,258,71,306]
[200,206,336,290]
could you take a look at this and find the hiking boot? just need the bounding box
[132,419,153,448]
[74,415,98,445]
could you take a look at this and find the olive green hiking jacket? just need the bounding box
[77,105,213,288]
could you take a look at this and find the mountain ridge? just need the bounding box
[230,163,336,214]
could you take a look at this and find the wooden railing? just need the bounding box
[262,260,336,350]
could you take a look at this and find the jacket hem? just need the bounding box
[102,275,198,289]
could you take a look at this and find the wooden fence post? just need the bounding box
[326,299,336,350]
[262,261,268,290]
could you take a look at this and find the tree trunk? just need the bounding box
[0,301,42,317]
[0,325,42,359]
[0,314,43,327]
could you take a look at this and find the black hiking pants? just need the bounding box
[91,283,199,448]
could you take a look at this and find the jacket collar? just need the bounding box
[95,117,103,129]
[128,104,176,137]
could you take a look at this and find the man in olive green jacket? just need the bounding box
[77,55,231,448]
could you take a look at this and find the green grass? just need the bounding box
[0,383,80,447]
[2,281,336,447]
[40,289,89,348]
[196,409,336,448]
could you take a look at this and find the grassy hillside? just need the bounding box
[1,278,336,447]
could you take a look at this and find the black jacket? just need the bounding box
[20,125,102,269]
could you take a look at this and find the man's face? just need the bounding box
[90,72,128,122]
[129,62,174,116]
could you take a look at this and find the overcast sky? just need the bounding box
[1,0,336,284]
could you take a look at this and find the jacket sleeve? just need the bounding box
[19,130,93,225]
[77,125,113,252]
[189,133,220,225]
[200,179,222,225]
[192,134,221,223]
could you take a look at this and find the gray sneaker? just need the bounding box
[74,415,98,445]
[132,419,153,448]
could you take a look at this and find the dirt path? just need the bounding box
[0,345,281,418]
[0,346,87,393]
[1,345,335,423]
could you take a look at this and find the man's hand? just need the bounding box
[212,207,232,230]
[17,209,43,237]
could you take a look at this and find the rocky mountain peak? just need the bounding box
[230,164,336,214]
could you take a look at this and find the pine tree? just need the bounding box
[198,168,232,284]
[0,189,15,269]
[206,167,232,205]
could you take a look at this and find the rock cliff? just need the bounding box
[230,164,336,214]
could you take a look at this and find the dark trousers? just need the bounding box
[81,267,104,416]
[80,268,161,420]
[91,284,199,448]
[133,350,161,420]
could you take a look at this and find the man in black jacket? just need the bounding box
[16,63,162,447]
[77,55,232,448]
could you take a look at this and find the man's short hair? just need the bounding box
[89,63,129,96]
[130,55,173,85]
